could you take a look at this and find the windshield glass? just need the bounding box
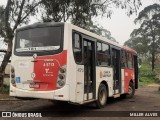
[15,27,62,52]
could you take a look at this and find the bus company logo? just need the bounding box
[43,68,53,77]
[31,73,36,78]
[103,71,111,77]
[33,53,37,58]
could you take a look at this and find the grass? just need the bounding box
[139,61,157,87]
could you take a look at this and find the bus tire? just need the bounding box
[126,82,135,98]
[95,83,107,108]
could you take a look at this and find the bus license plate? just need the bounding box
[29,83,40,88]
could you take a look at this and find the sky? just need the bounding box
[97,0,157,45]
[0,0,158,45]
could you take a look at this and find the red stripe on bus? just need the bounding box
[33,50,67,91]
[124,69,135,93]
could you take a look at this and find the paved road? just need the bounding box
[0,85,160,120]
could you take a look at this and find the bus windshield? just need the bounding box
[15,27,62,53]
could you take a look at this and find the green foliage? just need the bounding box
[125,3,160,71]
[41,0,142,41]
[135,4,160,23]
[41,0,142,22]
[0,0,41,42]
[124,36,150,54]
[0,85,9,94]
[139,61,157,86]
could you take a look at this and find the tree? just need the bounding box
[41,0,142,39]
[124,36,150,55]
[0,0,142,85]
[0,0,41,86]
[125,4,160,71]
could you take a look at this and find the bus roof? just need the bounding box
[69,22,122,48]
[16,22,64,32]
[122,46,137,54]
[69,23,137,54]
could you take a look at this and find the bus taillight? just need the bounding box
[59,74,65,79]
[11,66,16,87]
[57,80,65,86]
[56,65,66,88]
[11,68,14,73]
[60,67,66,73]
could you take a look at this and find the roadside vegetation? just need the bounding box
[139,60,160,87]
[0,85,9,94]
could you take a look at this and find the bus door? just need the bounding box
[83,39,96,101]
[112,48,121,95]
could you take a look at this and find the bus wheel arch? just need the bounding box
[101,81,109,96]
[130,79,134,85]
[95,81,108,109]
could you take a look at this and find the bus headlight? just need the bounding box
[56,65,66,88]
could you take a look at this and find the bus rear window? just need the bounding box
[15,27,62,52]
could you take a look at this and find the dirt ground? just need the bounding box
[0,84,160,120]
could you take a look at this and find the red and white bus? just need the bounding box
[10,22,138,108]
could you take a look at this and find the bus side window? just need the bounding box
[127,52,133,69]
[121,50,127,68]
[73,33,82,64]
[97,42,102,65]
[102,43,111,66]
[97,42,111,66]
[97,42,102,52]
[102,43,109,54]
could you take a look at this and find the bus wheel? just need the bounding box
[126,82,135,98]
[95,83,107,108]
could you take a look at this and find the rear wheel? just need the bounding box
[126,82,135,98]
[95,84,107,108]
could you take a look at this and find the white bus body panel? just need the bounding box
[121,69,125,94]
[96,67,113,97]
[75,65,84,103]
